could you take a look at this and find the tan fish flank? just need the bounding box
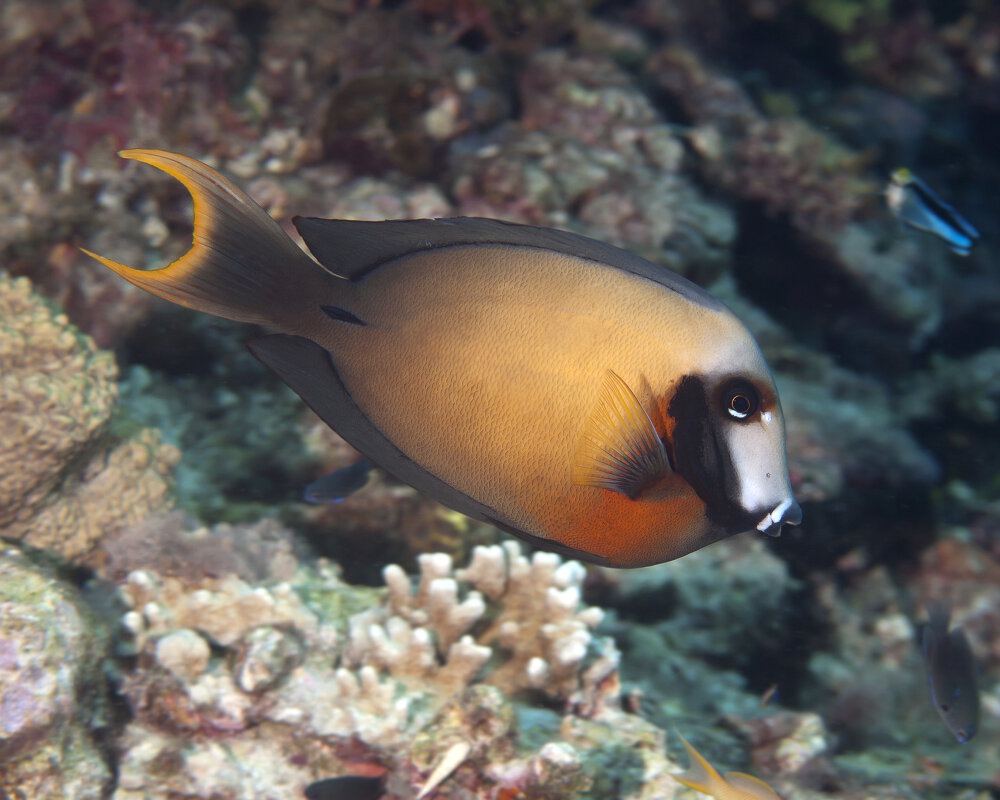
[83,150,801,568]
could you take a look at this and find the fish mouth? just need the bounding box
[755,498,803,537]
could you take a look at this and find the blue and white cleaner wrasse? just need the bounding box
[885,168,980,256]
[83,150,801,568]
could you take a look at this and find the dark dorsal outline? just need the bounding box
[293,216,724,311]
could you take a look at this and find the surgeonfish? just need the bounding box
[82,150,802,568]
[921,601,980,743]
[885,168,980,256]
[673,734,781,800]
[303,774,384,800]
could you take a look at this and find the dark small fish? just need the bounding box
[304,774,384,800]
[886,168,980,256]
[921,601,980,743]
[303,458,373,504]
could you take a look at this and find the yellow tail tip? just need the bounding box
[80,148,314,325]
[79,246,151,282]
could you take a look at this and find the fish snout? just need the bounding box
[756,497,802,537]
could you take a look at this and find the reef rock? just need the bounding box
[450,49,735,286]
[0,273,179,562]
[0,546,112,799]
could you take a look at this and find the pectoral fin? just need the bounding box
[573,370,671,499]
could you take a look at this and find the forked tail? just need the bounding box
[81,149,330,328]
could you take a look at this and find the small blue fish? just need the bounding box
[886,168,980,256]
[921,601,980,743]
[303,458,373,504]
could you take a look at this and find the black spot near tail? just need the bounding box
[321,305,366,326]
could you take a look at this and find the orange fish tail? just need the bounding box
[81,149,329,328]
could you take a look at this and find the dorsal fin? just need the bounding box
[292,216,722,309]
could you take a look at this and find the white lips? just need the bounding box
[756,498,796,536]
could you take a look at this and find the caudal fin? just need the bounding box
[82,149,329,327]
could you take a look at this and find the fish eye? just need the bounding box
[722,381,759,421]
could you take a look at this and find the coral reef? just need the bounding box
[593,536,805,735]
[0,273,178,562]
[803,2,961,100]
[0,1,998,798]
[451,49,735,284]
[647,43,872,235]
[903,349,1000,425]
[321,9,510,179]
[0,547,112,799]
[910,538,1000,678]
[0,1,252,159]
[414,0,600,53]
[802,538,1000,792]
[106,539,671,799]
[117,358,319,524]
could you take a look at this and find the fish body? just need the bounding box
[885,168,980,256]
[922,602,980,743]
[673,734,781,800]
[83,150,800,568]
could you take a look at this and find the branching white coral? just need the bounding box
[353,541,620,707]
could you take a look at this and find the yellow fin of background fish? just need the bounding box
[572,369,671,498]
[673,734,781,800]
